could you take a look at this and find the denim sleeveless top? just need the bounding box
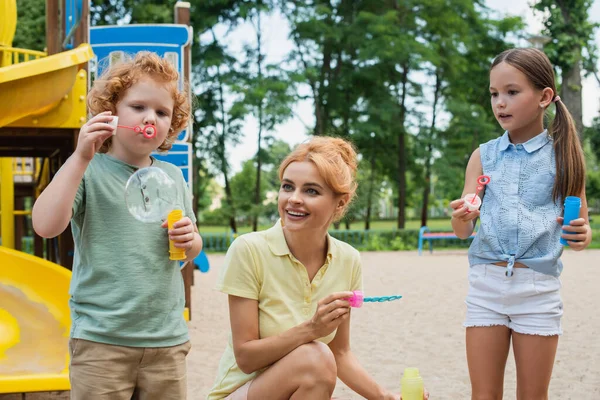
[468,130,564,277]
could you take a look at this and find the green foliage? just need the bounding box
[90,0,176,26]
[12,0,45,51]
[11,0,598,230]
[533,0,598,75]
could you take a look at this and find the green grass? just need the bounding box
[199,218,453,233]
[198,214,600,234]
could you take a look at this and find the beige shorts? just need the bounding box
[69,338,191,400]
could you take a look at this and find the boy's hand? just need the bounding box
[74,111,115,161]
[450,198,479,222]
[162,217,196,250]
[557,217,590,251]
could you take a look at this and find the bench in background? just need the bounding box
[418,226,476,255]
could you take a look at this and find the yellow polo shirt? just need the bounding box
[207,220,363,399]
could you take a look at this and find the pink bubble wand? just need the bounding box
[109,116,157,139]
[463,175,491,212]
[117,124,157,139]
[346,290,402,308]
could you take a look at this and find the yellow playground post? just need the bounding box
[0,0,90,395]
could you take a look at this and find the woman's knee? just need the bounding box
[291,342,337,385]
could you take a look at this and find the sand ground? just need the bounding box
[2,250,597,400]
[188,249,600,399]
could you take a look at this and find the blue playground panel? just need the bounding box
[90,25,192,142]
[152,143,192,185]
[64,0,84,49]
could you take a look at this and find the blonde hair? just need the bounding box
[88,51,191,153]
[278,136,358,221]
[491,48,585,201]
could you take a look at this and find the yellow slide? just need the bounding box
[0,43,93,129]
[0,0,92,129]
[0,246,71,393]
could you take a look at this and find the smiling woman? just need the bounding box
[277,137,357,234]
[207,137,427,400]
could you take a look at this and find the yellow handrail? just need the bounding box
[0,47,47,68]
[12,157,39,177]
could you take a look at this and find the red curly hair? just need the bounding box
[88,51,191,153]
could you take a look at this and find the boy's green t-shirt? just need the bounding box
[69,153,196,347]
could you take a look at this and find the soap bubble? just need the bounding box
[125,167,179,223]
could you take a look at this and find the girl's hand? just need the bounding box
[74,111,115,161]
[557,217,590,251]
[450,198,480,222]
[309,292,352,339]
[162,216,196,250]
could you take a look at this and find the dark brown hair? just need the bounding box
[88,51,191,153]
[491,48,585,201]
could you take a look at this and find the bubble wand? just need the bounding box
[462,175,490,212]
[346,290,402,308]
[109,116,157,139]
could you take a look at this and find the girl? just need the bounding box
[33,52,203,399]
[450,47,592,399]
[208,137,428,400]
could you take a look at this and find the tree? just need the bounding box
[436,10,522,203]
[90,0,174,26]
[235,2,295,231]
[533,0,598,135]
[12,0,45,51]
[194,35,246,233]
[417,0,505,227]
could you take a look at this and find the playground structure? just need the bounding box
[0,0,196,396]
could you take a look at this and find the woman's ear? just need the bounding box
[540,87,555,109]
[337,194,350,210]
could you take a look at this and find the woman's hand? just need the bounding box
[74,111,115,162]
[309,291,353,340]
[557,217,591,251]
[398,388,430,399]
[162,216,196,250]
[382,387,429,399]
[450,198,480,223]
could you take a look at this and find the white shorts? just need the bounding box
[464,264,563,336]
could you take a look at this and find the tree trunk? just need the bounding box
[365,154,376,230]
[396,62,409,229]
[213,29,237,233]
[252,11,264,232]
[420,70,441,228]
[223,171,237,234]
[560,52,584,136]
[314,40,333,136]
